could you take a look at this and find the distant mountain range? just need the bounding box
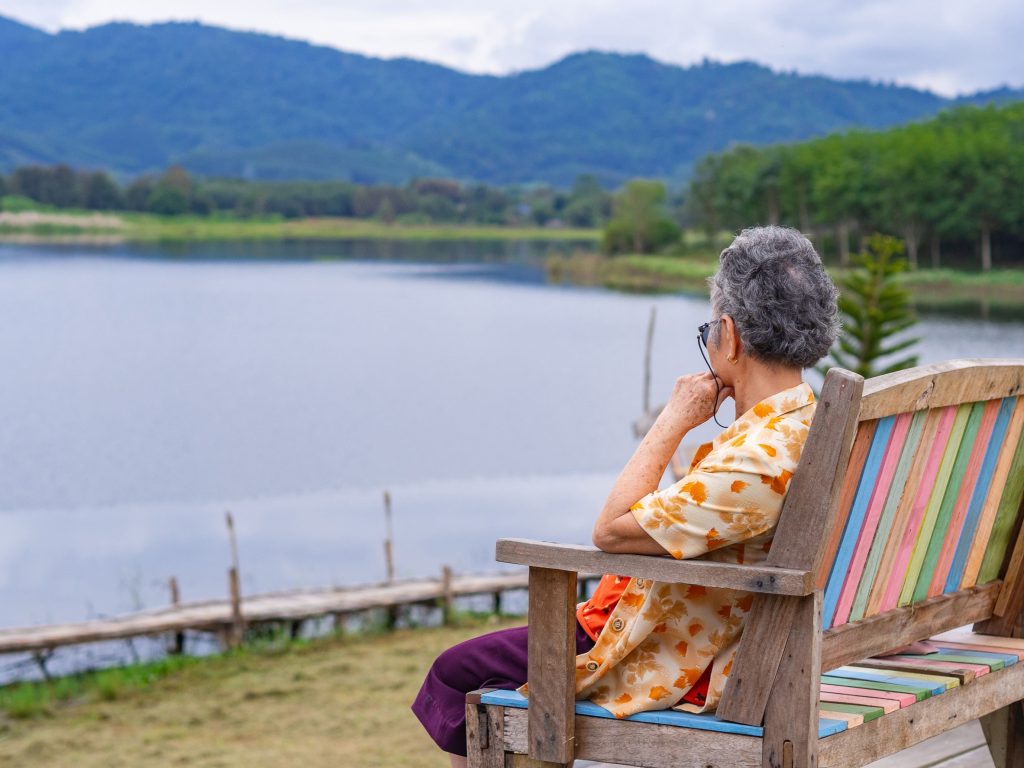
[2,15,1021,186]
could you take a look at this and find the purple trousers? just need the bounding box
[411,620,596,756]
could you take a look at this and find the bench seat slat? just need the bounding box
[477,689,849,738]
[819,691,900,713]
[820,683,916,707]
[933,647,1016,669]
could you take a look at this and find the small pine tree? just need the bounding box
[819,233,920,379]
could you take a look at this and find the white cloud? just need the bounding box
[1,0,1021,95]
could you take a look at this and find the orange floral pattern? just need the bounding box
[520,382,816,719]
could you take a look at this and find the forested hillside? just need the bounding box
[688,103,1024,270]
[1,15,1020,185]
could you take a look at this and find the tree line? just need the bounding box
[687,103,1024,270]
[0,166,614,229]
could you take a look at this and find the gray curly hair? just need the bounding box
[707,226,840,369]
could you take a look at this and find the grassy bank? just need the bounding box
[0,209,600,244]
[547,251,1024,313]
[0,614,522,767]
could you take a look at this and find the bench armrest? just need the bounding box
[496,538,815,596]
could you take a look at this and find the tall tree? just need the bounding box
[820,234,920,378]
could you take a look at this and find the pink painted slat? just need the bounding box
[879,405,958,611]
[879,655,990,677]
[818,683,916,707]
[927,399,1003,597]
[833,412,913,624]
[927,639,1024,661]
[819,691,900,713]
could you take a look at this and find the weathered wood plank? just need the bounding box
[818,659,1024,768]
[821,583,1000,671]
[0,570,566,654]
[762,592,822,768]
[466,696,506,768]
[858,359,1024,421]
[859,722,986,768]
[526,567,576,765]
[502,708,763,768]
[495,540,814,595]
[718,368,863,726]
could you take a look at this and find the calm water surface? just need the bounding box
[0,240,1021,646]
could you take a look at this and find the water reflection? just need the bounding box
[0,241,1020,647]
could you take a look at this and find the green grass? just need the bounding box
[0,614,522,768]
[0,654,202,720]
[547,250,1024,310]
[0,208,600,243]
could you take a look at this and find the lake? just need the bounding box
[0,239,1021,676]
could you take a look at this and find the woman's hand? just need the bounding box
[662,372,735,432]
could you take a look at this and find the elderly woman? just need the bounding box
[412,226,841,766]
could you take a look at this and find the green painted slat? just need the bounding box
[817,701,885,721]
[899,404,973,605]
[929,652,1003,671]
[977,423,1024,583]
[819,675,929,701]
[849,410,929,621]
[912,401,987,602]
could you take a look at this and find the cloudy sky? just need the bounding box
[2,0,1021,96]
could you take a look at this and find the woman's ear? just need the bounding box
[718,315,741,364]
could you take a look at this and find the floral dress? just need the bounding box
[522,381,817,719]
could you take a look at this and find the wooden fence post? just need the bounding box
[226,511,245,648]
[168,577,184,654]
[441,565,454,626]
[383,491,399,629]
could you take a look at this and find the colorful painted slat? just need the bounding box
[929,629,1024,659]
[819,675,930,701]
[946,397,1020,591]
[474,689,854,738]
[832,413,912,626]
[819,691,900,713]
[926,400,1002,597]
[880,406,958,611]
[823,416,896,627]
[868,655,987,680]
[845,665,958,690]
[913,401,990,601]
[850,410,929,622]
[976,415,1024,584]
[817,702,885,722]
[819,709,864,728]
[817,420,878,590]
[898,404,973,606]
[932,647,1017,669]
[924,651,1001,672]
[823,668,943,697]
[818,683,916,708]
[930,640,1024,661]
[962,396,1024,588]
[865,408,946,617]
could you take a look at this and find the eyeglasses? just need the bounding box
[698,319,721,348]
[697,319,729,429]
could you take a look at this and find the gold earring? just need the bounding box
[728,355,738,363]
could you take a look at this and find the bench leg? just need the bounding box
[761,592,822,768]
[980,703,1024,768]
[466,698,506,768]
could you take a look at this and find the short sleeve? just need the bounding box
[628,439,795,560]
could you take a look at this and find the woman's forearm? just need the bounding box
[591,371,729,553]
[592,404,691,545]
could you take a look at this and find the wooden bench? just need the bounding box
[465,358,1024,768]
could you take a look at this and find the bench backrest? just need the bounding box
[716,359,1024,728]
[816,359,1024,632]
